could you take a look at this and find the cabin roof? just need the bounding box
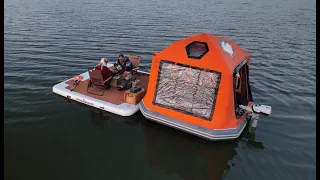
[156,33,250,74]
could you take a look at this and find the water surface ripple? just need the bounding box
[4,0,316,179]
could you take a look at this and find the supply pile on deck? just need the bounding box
[53,54,150,116]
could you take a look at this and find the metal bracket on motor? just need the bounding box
[239,102,272,133]
[248,113,259,133]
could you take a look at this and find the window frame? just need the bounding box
[186,41,209,59]
[152,60,221,121]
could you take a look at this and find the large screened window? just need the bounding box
[152,60,221,121]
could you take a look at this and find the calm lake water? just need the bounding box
[4,0,316,179]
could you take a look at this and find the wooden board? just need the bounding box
[65,73,149,105]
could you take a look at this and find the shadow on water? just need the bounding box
[139,117,265,180]
[54,94,140,127]
[54,94,265,180]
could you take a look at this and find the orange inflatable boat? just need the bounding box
[139,33,272,141]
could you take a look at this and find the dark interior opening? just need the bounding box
[234,62,252,119]
[185,41,209,59]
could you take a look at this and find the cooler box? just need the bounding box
[124,88,146,105]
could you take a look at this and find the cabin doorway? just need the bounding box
[234,61,252,118]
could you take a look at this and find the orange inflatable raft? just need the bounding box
[139,33,271,141]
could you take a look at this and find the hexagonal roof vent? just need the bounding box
[186,41,209,59]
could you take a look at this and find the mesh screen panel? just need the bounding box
[152,60,221,120]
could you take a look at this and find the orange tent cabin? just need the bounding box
[139,33,271,141]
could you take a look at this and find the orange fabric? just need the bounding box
[144,33,251,129]
[73,75,84,81]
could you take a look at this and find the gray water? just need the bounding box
[4,0,316,179]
